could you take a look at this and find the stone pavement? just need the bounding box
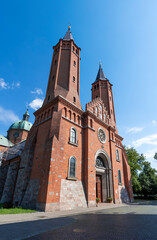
[0,201,157,240]
[0,203,126,225]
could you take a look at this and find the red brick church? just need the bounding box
[0,27,133,211]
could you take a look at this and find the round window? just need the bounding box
[97,128,106,144]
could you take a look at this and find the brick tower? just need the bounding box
[43,26,81,109]
[91,63,117,131]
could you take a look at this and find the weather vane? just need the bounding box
[68,22,71,30]
[26,102,29,111]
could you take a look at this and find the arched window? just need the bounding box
[69,110,71,120]
[118,170,122,184]
[96,156,105,168]
[47,109,50,118]
[103,113,106,120]
[77,115,80,125]
[69,156,76,178]
[116,149,120,161]
[64,108,67,118]
[99,113,102,120]
[73,113,76,122]
[99,104,102,111]
[95,107,98,116]
[70,127,77,144]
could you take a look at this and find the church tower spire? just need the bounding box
[91,63,117,128]
[43,26,81,109]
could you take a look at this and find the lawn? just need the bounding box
[0,204,36,214]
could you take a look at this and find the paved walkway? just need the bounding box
[0,203,126,225]
[0,201,156,240]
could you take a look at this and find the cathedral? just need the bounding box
[0,27,133,211]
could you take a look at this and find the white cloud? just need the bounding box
[0,106,19,124]
[152,120,157,126]
[126,127,144,133]
[132,134,157,148]
[31,88,43,95]
[13,82,20,88]
[0,78,20,90]
[144,149,157,160]
[0,78,9,89]
[29,98,43,110]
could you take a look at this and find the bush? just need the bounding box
[96,197,100,203]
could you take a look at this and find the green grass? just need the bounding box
[0,207,36,214]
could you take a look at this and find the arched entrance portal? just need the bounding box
[95,150,113,202]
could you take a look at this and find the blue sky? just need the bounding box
[0,0,157,169]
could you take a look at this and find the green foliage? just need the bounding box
[107,197,113,201]
[124,146,157,199]
[124,146,145,193]
[154,153,157,160]
[139,161,157,198]
[96,197,100,203]
[0,207,36,214]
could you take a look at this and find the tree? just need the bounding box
[154,153,157,160]
[139,161,157,198]
[124,146,145,194]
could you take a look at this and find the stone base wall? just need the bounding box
[1,161,19,204]
[59,179,87,210]
[20,179,40,209]
[119,185,130,203]
[0,165,9,200]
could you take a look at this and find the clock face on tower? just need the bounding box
[97,128,106,144]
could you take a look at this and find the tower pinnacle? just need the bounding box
[23,109,30,121]
[63,26,73,41]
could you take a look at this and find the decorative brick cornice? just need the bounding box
[115,133,123,141]
[34,95,84,117]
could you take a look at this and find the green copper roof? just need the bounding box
[0,135,14,147]
[8,120,32,131]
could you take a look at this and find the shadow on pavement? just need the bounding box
[0,208,157,240]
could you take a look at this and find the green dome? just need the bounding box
[8,120,32,132]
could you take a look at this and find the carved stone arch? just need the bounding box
[95,149,113,202]
[95,149,112,170]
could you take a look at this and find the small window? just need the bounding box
[54,60,57,65]
[73,97,76,103]
[76,49,78,54]
[52,75,54,80]
[69,156,76,178]
[90,119,93,128]
[48,95,50,101]
[70,127,77,144]
[69,110,71,120]
[73,61,76,66]
[73,76,75,82]
[73,46,75,51]
[116,149,120,161]
[99,104,102,111]
[95,107,98,115]
[97,84,99,88]
[118,170,122,184]
[94,85,96,90]
[96,96,98,98]
[103,113,106,120]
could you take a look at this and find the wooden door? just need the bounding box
[96,175,102,202]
